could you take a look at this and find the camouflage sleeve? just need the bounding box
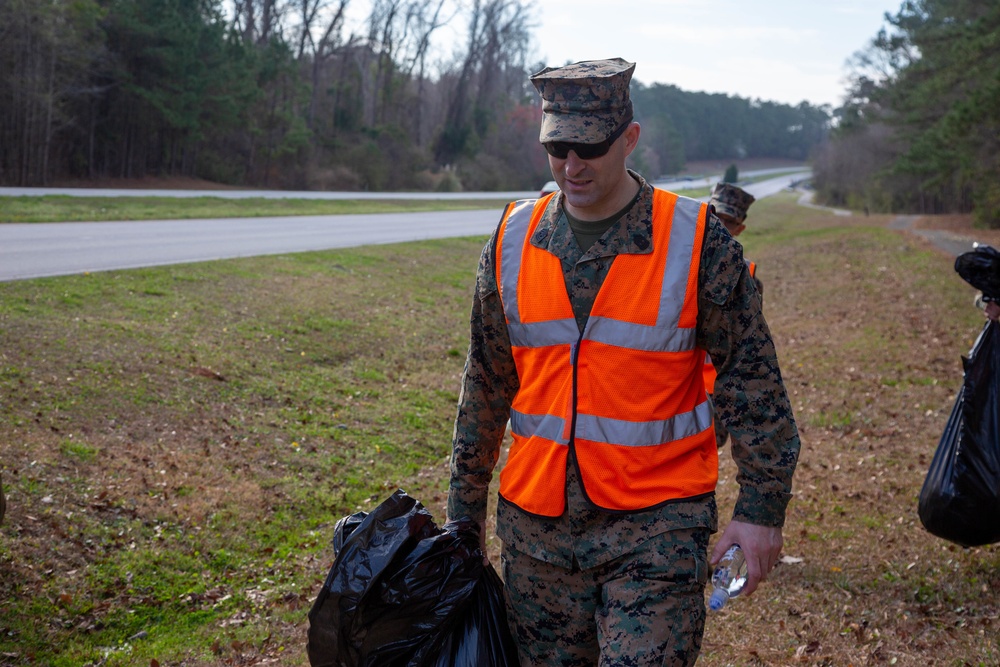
[697,215,800,527]
[447,231,519,527]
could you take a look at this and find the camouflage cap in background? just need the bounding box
[530,58,635,144]
[710,182,756,223]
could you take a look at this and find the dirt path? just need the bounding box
[796,189,852,217]
[795,195,1000,341]
[798,188,999,258]
[888,214,985,257]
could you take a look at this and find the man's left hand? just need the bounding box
[710,520,783,596]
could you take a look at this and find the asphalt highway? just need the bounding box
[0,171,810,282]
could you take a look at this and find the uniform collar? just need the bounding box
[530,170,655,258]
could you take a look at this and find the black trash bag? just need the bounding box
[307,489,520,667]
[429,564,520,667]
[955,244,1000,300]
[918,321,1000,547]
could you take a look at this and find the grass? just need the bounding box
[0,196,516,223]
[0,181,721,224]
[1,192,999,666]
[0,236,477,665]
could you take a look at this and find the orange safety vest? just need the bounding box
[702,260,756,394]
[495,189,718,517]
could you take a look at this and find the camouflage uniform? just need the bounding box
[709,182,762,296]
[708,182,762,449]
[448,60,800,667]
[532,58,635,144]
[710,182,755,225]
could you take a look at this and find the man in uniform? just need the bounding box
[447,58,800,666]
[705,181,761,448]
[709,181,759,292]
[974,293,1000,321]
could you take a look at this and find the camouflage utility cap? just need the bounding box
[530,58,635,144]
[710,182,756,223]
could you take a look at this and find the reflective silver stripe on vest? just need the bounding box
[575,401,714,447]
[585,321,696,352]
[508,318,579,348]
[583,195,701,352]
[509,409,569,445]
[500,200,580,348]
[499,200,537,328]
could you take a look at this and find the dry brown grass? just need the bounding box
[477,205,1000,667]
[695,207,1000,666]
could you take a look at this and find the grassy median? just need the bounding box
[0,196,516,223]
[0,192,998,666]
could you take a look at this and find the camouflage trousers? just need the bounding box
[501,527,710,667]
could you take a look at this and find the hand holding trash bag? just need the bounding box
[307,489,520,667]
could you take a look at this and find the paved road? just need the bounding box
[0,209,505,281]
[0,172,810,282]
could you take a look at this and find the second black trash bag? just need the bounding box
[954,244,1000,300]
[307,489,520,667]
[918,321,1000,547]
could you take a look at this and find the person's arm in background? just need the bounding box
[697,215,801,595]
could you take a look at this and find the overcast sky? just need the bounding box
[343,0,903,109]
[529,0,901,108]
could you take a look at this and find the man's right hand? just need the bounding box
[711,520,783,596]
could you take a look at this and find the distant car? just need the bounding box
[539,180,559,196]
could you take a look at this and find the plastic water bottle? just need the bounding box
[708,544,747,611]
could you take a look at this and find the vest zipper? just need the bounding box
[568,330,585,498]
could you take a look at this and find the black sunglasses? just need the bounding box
[543,118,632,160]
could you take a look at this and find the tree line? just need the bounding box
[0,0,830,192]
[813,0,1000,227]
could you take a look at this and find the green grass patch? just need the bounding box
[0,233,486,663]
[0,195,513,223]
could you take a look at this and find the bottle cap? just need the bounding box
[708,589,729,611]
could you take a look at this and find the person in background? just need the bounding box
[705,182,760,448]
[447,57,800,666]
[974,293,1000,321]
[709,181,760,293]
